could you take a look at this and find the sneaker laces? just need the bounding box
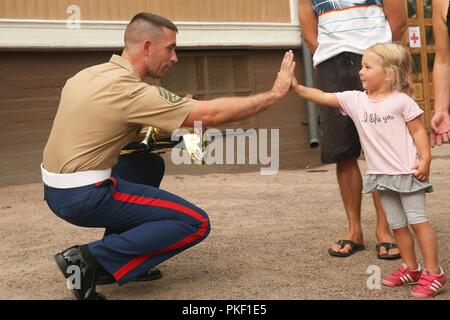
[63,250,80,265]
[416,270,443,288]
[392,264,409,277]
[417,274,433,287]
[394,263,421,276]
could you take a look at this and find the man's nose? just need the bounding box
[171,52,178,64]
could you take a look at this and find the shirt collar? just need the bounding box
[109,54,141,79]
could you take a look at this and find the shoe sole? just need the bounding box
[96,270,163,285]
[411,282,448,299]
[377,254,402,260]
[382,279,418,287]
[328,246,365,258]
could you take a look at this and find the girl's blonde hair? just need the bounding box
[365,43,414,96]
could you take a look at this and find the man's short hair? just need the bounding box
[129,12,178,33]
[124,12,178,49]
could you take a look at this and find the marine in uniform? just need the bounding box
[42,12,295,299]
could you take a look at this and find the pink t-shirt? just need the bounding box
[335,90,424,175]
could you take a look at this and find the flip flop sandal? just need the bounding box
[328,240,365,257]
[376,242,401,260]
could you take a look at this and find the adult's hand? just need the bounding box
[270,51,296,99]
[430,111,450,147]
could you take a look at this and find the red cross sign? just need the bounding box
[409,26,421,48]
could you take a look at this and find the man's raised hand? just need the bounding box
[271,51,296,99]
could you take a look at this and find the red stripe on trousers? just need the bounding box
[102,178,208,281]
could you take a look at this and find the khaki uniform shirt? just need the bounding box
[43,55,196,173]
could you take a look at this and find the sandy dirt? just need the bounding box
[1,145,449,300]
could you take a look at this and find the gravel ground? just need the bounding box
[1,145,449,300]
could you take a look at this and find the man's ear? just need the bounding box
[143,39,152,56]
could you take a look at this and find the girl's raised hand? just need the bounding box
[291,76,299,89]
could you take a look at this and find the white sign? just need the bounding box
[409,26,421,48]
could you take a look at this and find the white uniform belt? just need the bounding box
[41,163,112,189]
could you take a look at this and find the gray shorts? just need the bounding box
[378,190,428,229]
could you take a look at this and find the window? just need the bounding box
[423,0,432,18]
[160,52,252,98]
[407,0,417,18]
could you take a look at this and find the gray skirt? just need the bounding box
[363,174,433,194]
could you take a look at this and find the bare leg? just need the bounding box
[330,156,364,255]
[392,227,419,270]
[410,222,440,274]
[373,192,401,257]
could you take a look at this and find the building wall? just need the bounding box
[0,50,320,187]
[0,0,291,22]
[0,51,118,186]
[0,1,311,187]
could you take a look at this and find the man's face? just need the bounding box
[144,27,178,79]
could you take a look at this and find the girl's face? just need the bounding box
[359,51,388,92]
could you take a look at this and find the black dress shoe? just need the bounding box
[96,267,163,286]
[54,246,106,300]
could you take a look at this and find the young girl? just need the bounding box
[292,43,447,298]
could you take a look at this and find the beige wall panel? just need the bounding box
[0,0,291,22]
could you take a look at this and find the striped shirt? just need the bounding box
[310,0,392,66]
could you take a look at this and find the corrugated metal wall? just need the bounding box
[0,0,291,22]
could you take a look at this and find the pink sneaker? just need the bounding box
[382,264,422,287]
[411,268,447,299]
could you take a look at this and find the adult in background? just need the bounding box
[430,0,450,147]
